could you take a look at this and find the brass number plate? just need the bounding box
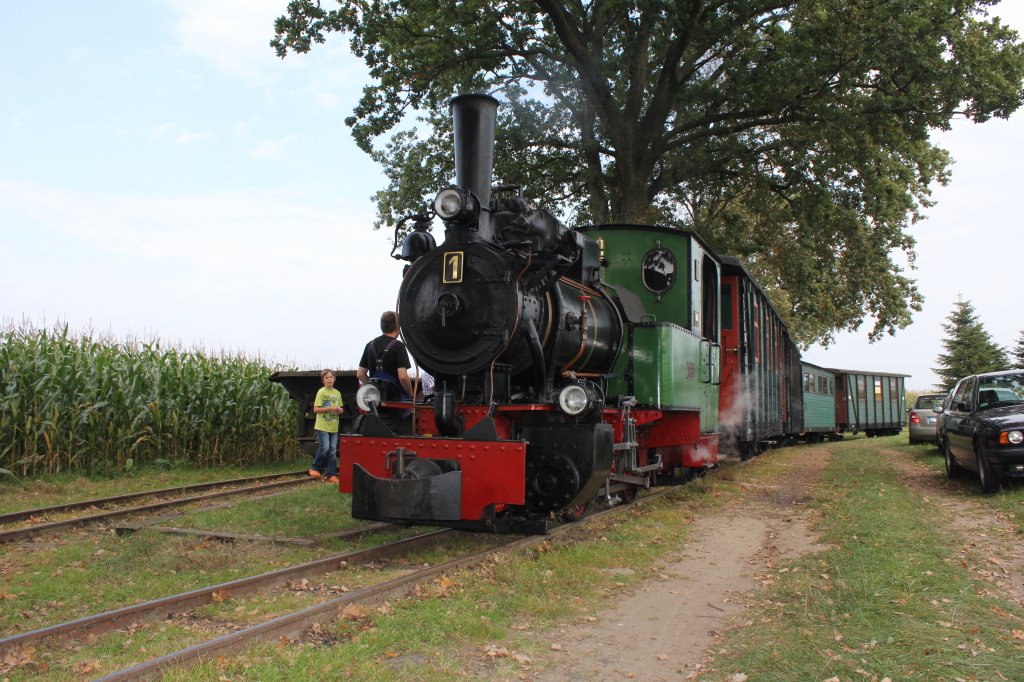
[443,251,464,283]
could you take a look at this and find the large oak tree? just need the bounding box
[272,0,1024,346]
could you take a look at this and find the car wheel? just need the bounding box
[976,446,1000,494]
[944,440,962,478]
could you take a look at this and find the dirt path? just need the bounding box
[531,448,833,681]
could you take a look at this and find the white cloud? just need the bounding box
[165,0,290,84]
[248,135,299,160]
[1,180,403,368]
[314,91,342,109]
[175,129,214,144]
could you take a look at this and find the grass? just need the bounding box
[174,481,366,538]
[907,439,1024,534]
[4,435,1023,680]
[705,435,1024,681]
[0,459,306,516]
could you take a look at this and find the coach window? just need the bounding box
[700,255,718,340]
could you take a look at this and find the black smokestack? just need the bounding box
[451,93,498,236]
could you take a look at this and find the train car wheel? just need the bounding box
[558,501,591,523]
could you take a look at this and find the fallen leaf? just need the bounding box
[341,604,366,620]
[75,660,102,675]
[211,589,228,603]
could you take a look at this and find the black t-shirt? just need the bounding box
[359,334,411,382]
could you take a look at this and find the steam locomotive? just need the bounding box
[324,94,905,533]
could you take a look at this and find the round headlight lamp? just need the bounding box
[557,381,604,419]
[433,187,478,223]
[558,384,590,416]
[356,383,382,412]
[1006,430,1024,446]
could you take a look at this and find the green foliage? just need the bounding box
[271,0,1024,346]
[933,297,1008,390]
[0,321,301,477]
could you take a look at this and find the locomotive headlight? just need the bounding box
[558,384,590,415]
[557,381,603,418]
[433,187,478,222]
[1001,429,1024,446]
[356,383,382,412]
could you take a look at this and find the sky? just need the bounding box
[2,1,1022,391]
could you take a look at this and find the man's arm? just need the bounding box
[397,367,414,400]
[356,367,369,385]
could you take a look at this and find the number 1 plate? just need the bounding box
[443,251,464,283]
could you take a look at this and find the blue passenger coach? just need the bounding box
[801,362,838,442]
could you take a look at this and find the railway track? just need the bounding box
[0,472,315,544]
[0,522,430,656]
[22,488,671,681]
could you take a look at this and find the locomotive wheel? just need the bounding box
[558,500,591,523]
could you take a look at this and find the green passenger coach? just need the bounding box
[801,362,837,442]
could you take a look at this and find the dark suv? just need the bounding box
[936,370,1024,493]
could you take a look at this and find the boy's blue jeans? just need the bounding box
[312,429,339,477]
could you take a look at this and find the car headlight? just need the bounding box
[1002,430,1024,445]
[356,383,382,412]
[557,381,604,418]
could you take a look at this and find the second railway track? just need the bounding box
[0,471,315,544]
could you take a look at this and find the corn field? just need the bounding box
[0,321,301,477]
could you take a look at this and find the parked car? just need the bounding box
[908,393,946,444]
[934,388,956,453]
[936,370,1024,493]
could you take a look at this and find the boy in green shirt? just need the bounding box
[310,369,343,483]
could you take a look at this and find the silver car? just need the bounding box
[909,393,946,444]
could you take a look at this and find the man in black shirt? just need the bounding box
[356,311,414,401]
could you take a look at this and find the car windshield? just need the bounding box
[914,396,943,410]
[976,373,1024,409]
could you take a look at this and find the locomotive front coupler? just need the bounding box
[386,447,417,477]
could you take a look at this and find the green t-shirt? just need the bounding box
[313,387,343,433]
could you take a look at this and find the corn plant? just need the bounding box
[0,320,301,477]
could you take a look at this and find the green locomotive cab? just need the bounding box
[579,225,722,464]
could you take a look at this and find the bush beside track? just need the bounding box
[0,321,300,477]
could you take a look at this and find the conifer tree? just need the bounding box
[1012,330,1024,369]
[933,298,1008,390]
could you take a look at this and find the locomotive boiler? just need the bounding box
[338,94,723,532]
